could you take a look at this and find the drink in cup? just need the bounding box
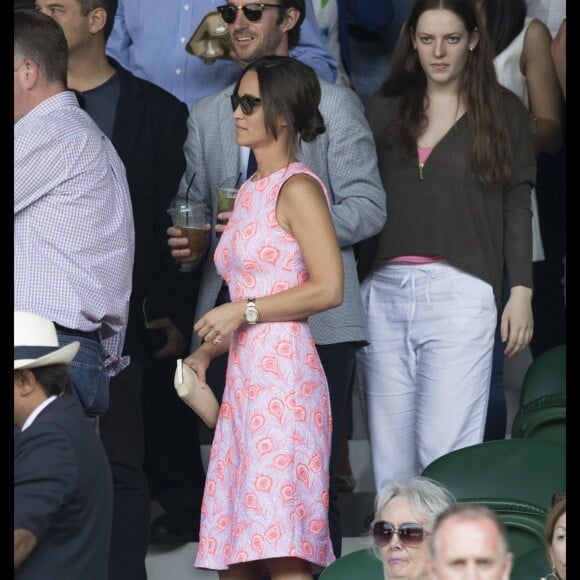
[181,227,205,254]
[167,199,206,272]
[217,176,240,228]
[218,186,237,213]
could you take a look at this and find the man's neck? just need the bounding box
[67,45,115,93]
[26,85,66,117]
[235,41,290,69]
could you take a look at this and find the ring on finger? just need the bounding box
[212,337,222,345]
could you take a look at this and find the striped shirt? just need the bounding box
[14,91,135,375]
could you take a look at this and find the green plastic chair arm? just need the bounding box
[520,344,566,408]
[511,403,566,446]
[521,392,566,411]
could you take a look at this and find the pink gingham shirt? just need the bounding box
[14,91,135,375]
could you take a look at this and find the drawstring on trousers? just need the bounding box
[400,269,433,321]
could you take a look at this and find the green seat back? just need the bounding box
[421,439,565,511]
[511,393,566,445]
[319,548,383,580]
[457,498,547,559]
[511,546,551,580]
[520,344,566,408]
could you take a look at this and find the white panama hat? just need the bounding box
[14,311,80,370]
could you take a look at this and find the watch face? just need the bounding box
[245,308,259,323]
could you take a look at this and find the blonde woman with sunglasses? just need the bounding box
[370,477,455,579]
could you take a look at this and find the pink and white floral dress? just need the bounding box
[195,162,334,573]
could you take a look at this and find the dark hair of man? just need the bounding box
[429,503,509,557]
[75,0,118,40]
[23,365,73,397]
[380,0,513,186]
[14,9,68,87]
[234,55,325,159]
[481,0,526,56]
[282,0,305,49]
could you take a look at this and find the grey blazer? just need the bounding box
[180,78,387,349]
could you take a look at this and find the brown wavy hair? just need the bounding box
[379,0,513,186]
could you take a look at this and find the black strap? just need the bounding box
[54,323,100,342]
[246,149,257,179]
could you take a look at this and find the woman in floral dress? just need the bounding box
[188,55,344,579]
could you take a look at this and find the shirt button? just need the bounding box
[176,69,182,75]
[180,37,186,43]
[184,4,189,10]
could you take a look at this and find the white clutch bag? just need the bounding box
[174,359,219,428]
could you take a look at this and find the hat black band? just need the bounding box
[14,345,61,360]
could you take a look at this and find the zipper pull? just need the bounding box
[418,162,424,180]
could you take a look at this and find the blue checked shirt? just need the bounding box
[14,91,135,376]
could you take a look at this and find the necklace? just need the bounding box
[417,98,464,181]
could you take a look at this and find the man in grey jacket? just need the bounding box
[168,0,386,558]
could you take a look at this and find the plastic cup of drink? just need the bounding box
[217,177,240,228]
[218,186,238,214]
[167,200,206,272]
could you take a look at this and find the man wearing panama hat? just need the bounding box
[14,311,113,579]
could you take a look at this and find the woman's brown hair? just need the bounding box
[379,0,513,185]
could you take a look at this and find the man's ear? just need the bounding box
[88,6,107,35]
[22,59,39,90]
[15,369,37,396]
[280,6,300,35]
[502,552,514,580]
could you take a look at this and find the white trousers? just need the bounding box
[355,262,496,492]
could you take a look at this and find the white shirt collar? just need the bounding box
[21,395,58,431]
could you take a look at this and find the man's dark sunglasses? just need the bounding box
[231,93,262,115]
[217,3,285,24]
[372,521,431,548]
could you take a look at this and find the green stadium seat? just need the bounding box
[319,548,383,580]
